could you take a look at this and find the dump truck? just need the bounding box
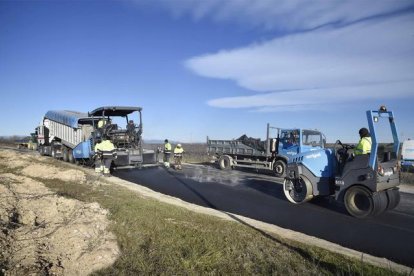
[36,106,156,168]
[284,106,400,218]
[207,124,326,177]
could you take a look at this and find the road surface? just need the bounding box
[116,164,413,267]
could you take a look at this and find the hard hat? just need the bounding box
[177,144,182,147]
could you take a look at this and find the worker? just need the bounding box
[354,127,372,155]
[97,118,108,128]
[127,120,135,132]
[96,118,110,139]
[173,144,184,170]
[94,135,116,176]
[127,120,136,143]
[163,139,172,168]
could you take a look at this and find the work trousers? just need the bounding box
[163,152,171,167]
[95,154,114,176]
[174,154,183,170]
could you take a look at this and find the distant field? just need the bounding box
[144,142,209,163]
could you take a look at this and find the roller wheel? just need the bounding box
[386,188,400,210]
[372,191,388,216]
[283,175,313,204]
[62,147,69,162]
[68,149,75,164]
[344,186,374,218]
[218,155,232,170]
[273,160,286,178]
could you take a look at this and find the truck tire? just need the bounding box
[38,146,45,156]
[218,155,232,170]
[283,175,313,204]
[62,147,69,162]
[344,186,374,218]
[273,160,286,178]
[68,149,75,164]
[51,147,58,159]
[386,188,400,210]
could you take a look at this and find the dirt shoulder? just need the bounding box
[0,149,119,275]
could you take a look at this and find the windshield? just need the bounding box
[302,130,322,147]
[280,130,300,146]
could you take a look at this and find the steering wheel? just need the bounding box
[335,140,354,151]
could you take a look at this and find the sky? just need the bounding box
[1,0,413,143]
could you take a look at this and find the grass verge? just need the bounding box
[37,175,398,276]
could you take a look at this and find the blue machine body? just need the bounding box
[73,141,93,159]
[290,148,336,178]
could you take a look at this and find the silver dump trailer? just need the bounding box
[37,106,157,168]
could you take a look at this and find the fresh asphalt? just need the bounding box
[115,163,414,267]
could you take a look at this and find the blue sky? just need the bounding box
[1,0,413,143]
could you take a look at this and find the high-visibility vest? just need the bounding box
[174,147,184,154]
[355,137,372,155]
[95,140,115,152]
[164,143,172,153]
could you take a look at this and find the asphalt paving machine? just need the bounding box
[37,106,157,168]
[283,106,400,218]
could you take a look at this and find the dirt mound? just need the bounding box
[0,152,119,275]
[21,164,87,183]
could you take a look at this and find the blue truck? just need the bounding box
[284,106,400,218]
[36,106,156,168]
[207,124,326,177]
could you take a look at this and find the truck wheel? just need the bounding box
[283,175,313,204]
[218,155,232,170]
[51,147,58,159]
[68,149,75,164]
[62,147,69,162]
[386,188,400,210]
[344,186,374,218]
[273,160,286,178]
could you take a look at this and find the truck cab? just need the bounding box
[278,129,325,157]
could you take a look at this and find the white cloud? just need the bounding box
[142,0,413,31]
[185,13,414,111]
[208,80,414,110]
